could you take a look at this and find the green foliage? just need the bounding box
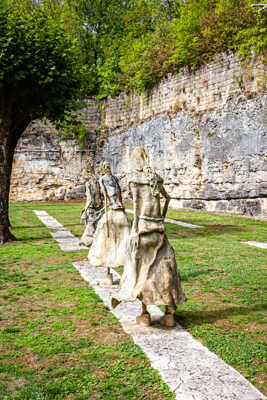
[0,1,91,132]
[56,109,88,146]
[4,0,265,101]
[0,0,8,11]
[196,0,263,58]
[76,0,266,96]
[236,0,267,56]
[96,60,120,99]
[119,33,152,92]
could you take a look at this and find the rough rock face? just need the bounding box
[10,98,100,202]
[10,53,267,217]
[100,95,266,216]
[10,122,96,202]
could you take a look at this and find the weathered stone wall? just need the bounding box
[10,99,99,202]
[100,95,266,216]
[10,53,267,217]
[97,53,265,135]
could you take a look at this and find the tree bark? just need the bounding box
[166,0,173,21]
[0,132,15,244]
[0,105,30,245]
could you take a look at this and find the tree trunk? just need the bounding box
[0,129,16,244]
[167,0,173,21]
[0,108,29,245]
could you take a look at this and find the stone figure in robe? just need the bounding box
[112,147,186,327]
[88,161,131,286]
[80,163,103,247]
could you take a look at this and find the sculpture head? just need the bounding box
[130,147,149,170]
[143,164,153,177]
[87,160,94,174]
[101,160,111,175]
[81,169,89,181]
[81,161,95,180]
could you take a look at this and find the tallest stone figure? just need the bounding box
[112,147,186,327]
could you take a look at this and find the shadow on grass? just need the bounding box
[167,224,248,240]
[12,225,49,230]
[59,223,82,228]
[181,268,217,281]
[3,236,53,244]
[176,303,267,326]
[12,223,82,230]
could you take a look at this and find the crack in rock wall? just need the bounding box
[10,53,267,217]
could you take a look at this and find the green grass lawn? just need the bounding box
[165,210,267,395]
[0,202,173,400]
[1,201,266,398]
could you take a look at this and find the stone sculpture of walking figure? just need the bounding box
[80,162,103,247]
[88,161,131,286]
[112,147,186,327]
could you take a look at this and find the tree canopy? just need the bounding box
[0,0,91,119]
[0,0,266,244]
[3,0,265,100]
[0,0,91,244]
[65,0,266,97]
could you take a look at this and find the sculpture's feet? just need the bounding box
[159,313,176,327]
[79,237,92,247]
[100,273,113,287]
[111,298,121,308]
[136,313,151,327]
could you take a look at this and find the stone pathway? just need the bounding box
[33,210,266,400]
[34,210,64,230]
[34,210,87,251]
[126,209,203,229]
[73,261,265,400]
[241,241,267,249]
[50,230,87,252]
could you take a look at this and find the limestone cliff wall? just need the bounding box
[10,53,267,217]
[10,99,99,202]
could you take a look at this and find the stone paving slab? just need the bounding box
[50,230,88,252]
[34,210,64,230]
[34,210,49,216]
[126,209,202,229]
[34,210,87,251]
[73,261,266,400]
[241,241,267,249]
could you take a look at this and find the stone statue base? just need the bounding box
[136,313,151,326]
[96,272,114,287]
[160,313,175,327]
